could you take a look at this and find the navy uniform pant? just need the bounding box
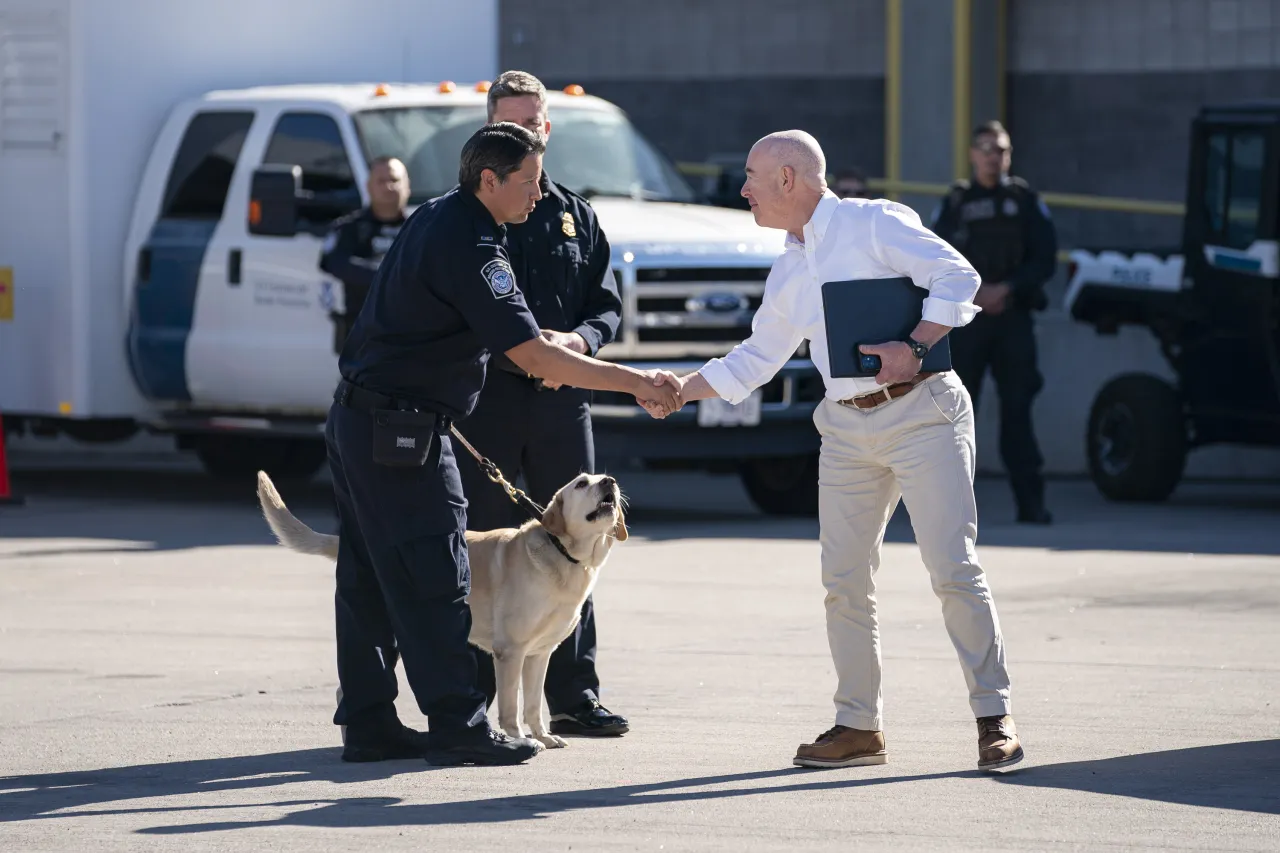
[949,307,1048,512]
[456,368,601,716]
[326,399,490,747]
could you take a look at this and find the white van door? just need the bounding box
[127,107,257,408]
[186,107,362,414]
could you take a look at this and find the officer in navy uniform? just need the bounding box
[456,71,628,738]
[327,121,679,766]
[320,156,410,353]
[930,120,1058,524]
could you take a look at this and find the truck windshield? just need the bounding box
[353,105,697,205]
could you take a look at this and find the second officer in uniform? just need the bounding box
[327,122,680,767]
[320,155,410,352]
[457,71,630,738]
[931,120,1058,524]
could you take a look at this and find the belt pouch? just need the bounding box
[371,409,436,466]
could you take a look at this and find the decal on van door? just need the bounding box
[126,111,254,401]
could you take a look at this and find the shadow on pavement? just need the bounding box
[0,749,972,833]
[991,739,1280,815]
[3,740,1275,833]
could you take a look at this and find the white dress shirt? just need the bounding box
[699,190,982,403]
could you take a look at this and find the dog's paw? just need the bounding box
[534,733,568,749]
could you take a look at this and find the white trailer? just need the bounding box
[0,0,497,441]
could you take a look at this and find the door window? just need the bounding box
[262,112,360,229]
[160,111,255,220]
[1203,129,1265,250]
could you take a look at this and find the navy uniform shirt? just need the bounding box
[337,188,542,421]
[930,175,1058,312]
[319,207,406,320]
[488,171,620,375]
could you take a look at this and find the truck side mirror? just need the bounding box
[248,165,301,237]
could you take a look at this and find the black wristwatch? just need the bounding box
[905,337,930,360]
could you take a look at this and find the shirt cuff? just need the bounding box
[697,360,749,405]
[573,323,602,356]
[921,294,981,328]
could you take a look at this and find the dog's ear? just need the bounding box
[542,493,568,537]
[612,507,628,542]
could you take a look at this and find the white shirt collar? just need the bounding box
[784,189,841,252]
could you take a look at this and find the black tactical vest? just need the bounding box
[945,179,1029,286]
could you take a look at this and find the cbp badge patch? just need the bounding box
[482,258,516,298]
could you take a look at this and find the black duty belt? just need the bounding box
[494,362,558,391]
[334,378,577,564]
[334,379,452,430]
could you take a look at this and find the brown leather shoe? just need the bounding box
[977,714,1024,770]
[793,725,887,768]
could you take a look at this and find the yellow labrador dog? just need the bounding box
[254,469,627,750]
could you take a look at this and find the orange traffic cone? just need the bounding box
[0,413,23,506]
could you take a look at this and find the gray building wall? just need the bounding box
[1008,0,1280,252]
[498,0,886,176]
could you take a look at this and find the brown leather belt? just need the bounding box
[838,372,939,410]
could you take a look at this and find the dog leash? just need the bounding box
[448,425,579,565]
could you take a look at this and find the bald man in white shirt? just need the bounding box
[655,131,1022,772]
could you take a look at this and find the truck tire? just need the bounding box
[193,435,327,483]
[1086,374,1187,502]
[739,454,820,517]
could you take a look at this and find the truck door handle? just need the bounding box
[138,248,151,283]
[228,249,242,286]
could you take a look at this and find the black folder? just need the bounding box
[820,277,953,378]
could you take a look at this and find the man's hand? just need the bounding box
[541,329,589,354]
[859,341,921,386]
[634,370,683,418]
[973,282,1010,316]
[539,330,590,388]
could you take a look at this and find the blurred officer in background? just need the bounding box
[833,168,872,199]
[320,156,410,353]
[930,120,1057,525]
[455,71,630,739]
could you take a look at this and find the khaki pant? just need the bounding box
[813,371,1011,730]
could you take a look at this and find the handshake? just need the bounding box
[633,369,687,419]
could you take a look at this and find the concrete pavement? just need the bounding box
[1,456,1278,851]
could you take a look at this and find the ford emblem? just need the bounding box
[702,292,747,312]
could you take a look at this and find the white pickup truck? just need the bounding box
[1,1,825,514]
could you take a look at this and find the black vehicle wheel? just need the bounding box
[739,454,820,517]
[193,435,327,484]
[1086,374,1187,502]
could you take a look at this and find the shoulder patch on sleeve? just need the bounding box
[1038,198,1052,219]
[321,231,338,253]
[482,258,517,298]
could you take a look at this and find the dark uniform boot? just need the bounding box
[341,717,433,763]
[1011,474,1052,524]
[550,698,630,737]
[423,728,542,766]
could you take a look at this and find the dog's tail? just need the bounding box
[256,470,340,560]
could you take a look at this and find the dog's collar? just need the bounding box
[545,530,580,564]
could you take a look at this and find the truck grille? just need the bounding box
[600,264,783,360]
[636,267,770,283]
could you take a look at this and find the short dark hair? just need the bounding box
[486,70,547,121]
[458,122,546,193]
[834,167,867,184]
[972,120,1009,142]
